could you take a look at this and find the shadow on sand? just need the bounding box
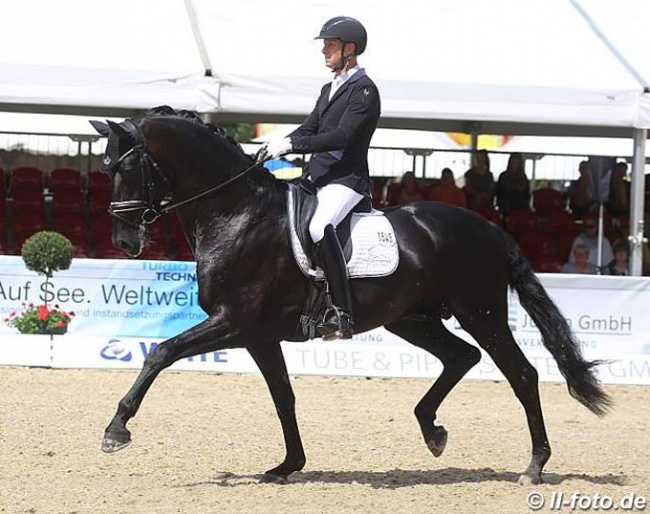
[178,467,627,489]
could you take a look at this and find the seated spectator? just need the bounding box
[464,149,495,211]
[562,244,598,274]
[603,240,629,276]
[569,160,598,216]
[569,215,614,268]
[428,168,467,208]
[396,171,425,205]
[495,152,530,215]
[606,161,630,219]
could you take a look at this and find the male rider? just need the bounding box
[260,16,381,340]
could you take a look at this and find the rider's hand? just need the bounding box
[266,137,293,159]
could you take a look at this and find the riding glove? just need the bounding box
[265,137,293,159]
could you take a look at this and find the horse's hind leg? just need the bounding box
[458,312,550,485]
[385,316,481,458]
[247,343,306,484]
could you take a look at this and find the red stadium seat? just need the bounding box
[49,168,81,192]
[11,188,46,212]
[543,209,576,238]
[557,232,578,263]
[519,230,554,261]
[88,189,112,215]
[71,242,90,258]
[87,171,111,193]
[50,213,88,244]
[533,187,564,215]
[93,241,127,259]
[12,211,47,248]
[504,209,537,237]
[50,188,85,216]
[90,214,113,244]
[533,256,563,273]
[475,206,502,226]
[10,166,45,191]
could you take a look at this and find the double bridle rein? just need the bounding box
[108,142,262,229]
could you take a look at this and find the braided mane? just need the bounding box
[145,105,242,149]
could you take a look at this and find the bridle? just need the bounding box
[108,141,262,229]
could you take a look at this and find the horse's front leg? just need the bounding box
[247,343,306,484]
[102,316,237,453]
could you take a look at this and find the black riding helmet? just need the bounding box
[315,16,367,55]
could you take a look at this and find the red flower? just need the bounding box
[37,305,49,321]
[57,321,65,327]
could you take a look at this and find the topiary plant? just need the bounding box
[21,231,74,279]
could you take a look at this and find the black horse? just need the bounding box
[90,108,610,485]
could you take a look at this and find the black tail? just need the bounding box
[503,233,612,416]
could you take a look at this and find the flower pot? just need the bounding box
[20,325,68,335]
[33,325,68,335]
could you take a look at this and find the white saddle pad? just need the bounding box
[287,189,399,279]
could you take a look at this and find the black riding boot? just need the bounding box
[316,224,354,340]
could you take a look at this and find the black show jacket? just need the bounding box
[289,69,381,196]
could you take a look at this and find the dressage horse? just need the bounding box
[90,108,610,485]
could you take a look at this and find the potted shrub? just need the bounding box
[4,231,76,335]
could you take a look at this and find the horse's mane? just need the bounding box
[145,105,246,153]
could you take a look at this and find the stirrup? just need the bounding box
[317,306,354,341]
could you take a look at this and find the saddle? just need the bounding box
[286,180,399,340]
[290,178,371,267]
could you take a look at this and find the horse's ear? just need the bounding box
[89,120,110,137]
[106,120,132,142]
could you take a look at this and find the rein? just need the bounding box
[108,144,263,228]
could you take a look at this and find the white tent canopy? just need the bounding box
[0,0,648,137]
[1,0,649,273]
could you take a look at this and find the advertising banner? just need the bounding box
[1,256,649,385]
[0,256,206,338]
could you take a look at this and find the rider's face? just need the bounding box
[322,38,344,70]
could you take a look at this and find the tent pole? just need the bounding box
[184,0,213,76]
[628,128,647,276]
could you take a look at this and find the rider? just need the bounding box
[260,16,381,340]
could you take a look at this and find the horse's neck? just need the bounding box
[176,167,288,242]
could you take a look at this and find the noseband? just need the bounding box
[108,142,262,229]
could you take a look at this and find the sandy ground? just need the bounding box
[0,367,648,514]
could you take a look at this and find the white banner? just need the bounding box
[1,256,649,385]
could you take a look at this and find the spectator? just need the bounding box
[569,215,614,267]
[464,149,495,210]
[562,244,599,274]
[495,152,530,215]
[569,160,598,216]
[606,161,630,219]
[396,171,425,204]
[603,240,629,276]
[428,168,467,208]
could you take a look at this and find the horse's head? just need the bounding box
[90,118,170,257]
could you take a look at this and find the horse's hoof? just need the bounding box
[518,473,542,486]
[426,425,448,457]
[260,472,288,484]
[101,432,132,453]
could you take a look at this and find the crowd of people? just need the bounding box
[377,150,643,276]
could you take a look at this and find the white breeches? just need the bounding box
[309,184,364,243]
